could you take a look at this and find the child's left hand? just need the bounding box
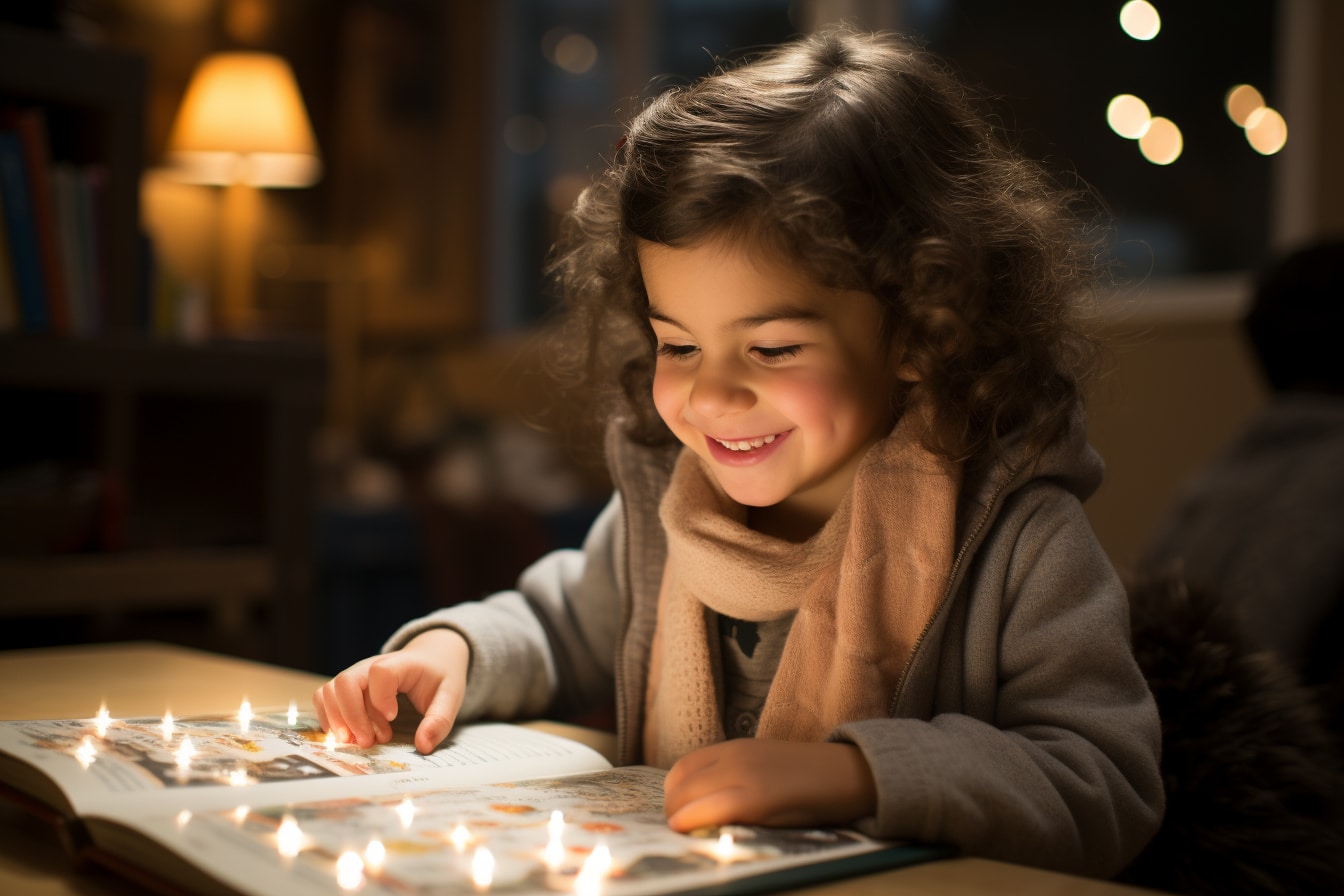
[662,739,877,832]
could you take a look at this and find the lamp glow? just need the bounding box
[163,50,322,335]
[166,52,321,188]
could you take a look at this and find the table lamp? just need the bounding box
[165,51,321,334]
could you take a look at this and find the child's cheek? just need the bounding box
[651,367,685,430]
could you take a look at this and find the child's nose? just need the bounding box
[688,359,754,417]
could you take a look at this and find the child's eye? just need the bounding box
[753,345,803,361]
[656,342,698,359]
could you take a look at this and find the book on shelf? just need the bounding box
[0,124,47,332]
[0,709,952,896]
[2,105,70,334]
[0,104,114,336]
[0,160,18,332]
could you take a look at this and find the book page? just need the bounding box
[105,766,944,896]
[0,712,611,818]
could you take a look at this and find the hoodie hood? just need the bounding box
[957,404,1103,546]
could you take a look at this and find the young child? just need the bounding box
[316,28,1164,878]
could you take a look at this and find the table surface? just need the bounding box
[0,641,1160,896]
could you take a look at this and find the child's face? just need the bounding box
[641,235,898,529]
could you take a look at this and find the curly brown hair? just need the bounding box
[542,27,1107,465]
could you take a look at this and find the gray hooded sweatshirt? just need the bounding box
[384,409,1164,879]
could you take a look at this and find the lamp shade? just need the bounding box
[166,52,321,187]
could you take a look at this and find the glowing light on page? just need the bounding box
[450,822,473,853]
[364,838,386,871]
[395,796,417,829]
[93,704,112,737]
[276,815,305,858]
[337,850,365,890]
[575,842,612,896]
[174,736,196,769]
[542,809,566,869]
[75,736,97,769]
[472,845,495,891]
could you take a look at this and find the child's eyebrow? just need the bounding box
[647,304,824,331]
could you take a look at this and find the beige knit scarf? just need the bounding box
[643,415,962,769]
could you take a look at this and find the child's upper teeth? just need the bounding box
[718,434,776,451]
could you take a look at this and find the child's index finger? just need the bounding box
[366,661,405,722]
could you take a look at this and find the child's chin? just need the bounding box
[711,477,784,510]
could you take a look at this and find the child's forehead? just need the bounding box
[637,234,820,283]
[639,236,883,331]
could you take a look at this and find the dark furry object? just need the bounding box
[1117,574,1344,895]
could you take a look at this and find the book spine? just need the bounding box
[0,165,19,332]
[12,108,71,335]
[0,128,47,332]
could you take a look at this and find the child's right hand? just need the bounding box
[313,628,470,754]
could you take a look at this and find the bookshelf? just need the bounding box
[0,27,327,667]
[0,335,326,664]
[0,25,143,332]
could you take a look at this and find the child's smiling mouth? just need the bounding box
[703,431,791,465]
[713,433,779,451]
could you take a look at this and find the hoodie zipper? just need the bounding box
[613,499,635,766]
[887,457,1028,717]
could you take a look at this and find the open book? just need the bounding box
[0,708,952,896]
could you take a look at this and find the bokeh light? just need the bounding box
[1225,84,1266,126]
[1119,1,1161,40]
[1244,106,1288,154]
[1138,116,1183,165]
[1107,94,1152,139]
[554,33,598,74]
[542,28,599,75]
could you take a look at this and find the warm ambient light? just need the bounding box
[1225,84,1266,127]
[1225,84,1287,156]
[1244,107,1288,155]
[1138,116,1183,165]
[1119,0,1161,40]
[165,51,322,333]
[166,52,321,187]
[1107,94,1152,139]
[471,846,496,891]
